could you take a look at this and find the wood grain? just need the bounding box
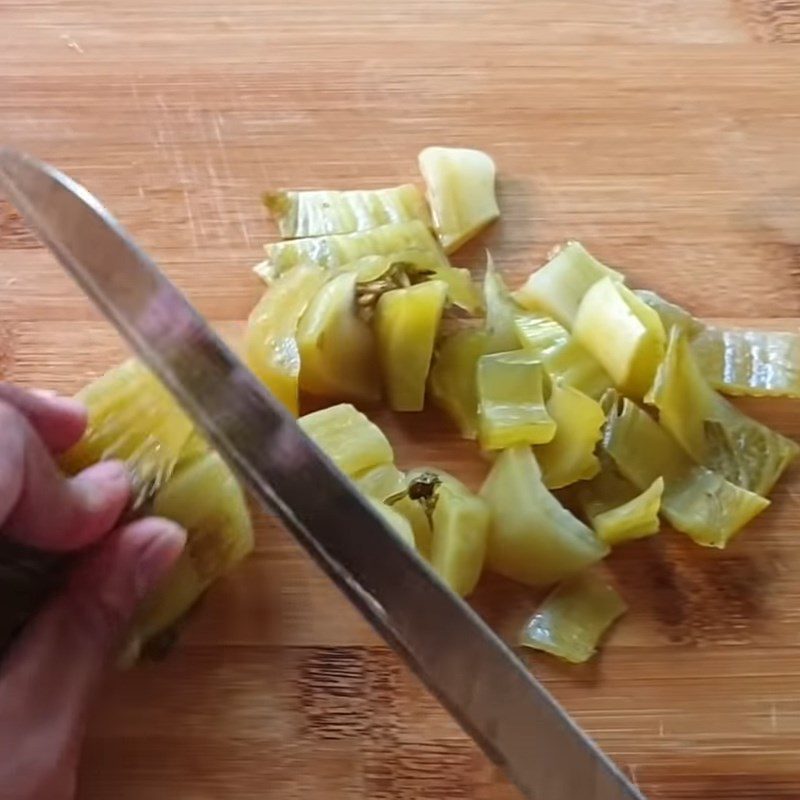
[2,1,800,797]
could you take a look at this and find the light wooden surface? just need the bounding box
[2,1,800,797]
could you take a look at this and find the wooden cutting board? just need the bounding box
[2,1,800,797]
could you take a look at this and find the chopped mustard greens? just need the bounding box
[573,277,666,399]
[647,327,799,496]
[368,498,417,549]
[299,403,394,477]
[244,264,327,415]
[477,351,556,450]
[374,280,448,411]
[520,573,627,664]
[418,146,499,253]
[264,184,431,239]
[534,381,605,489]
[297,271,380,403]
[604,395,769,547]
[480,446,609,586]
[513,241,623,328]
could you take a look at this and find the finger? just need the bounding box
[0,518,185,800]
[0,401,130,550]
[0,384,87,454]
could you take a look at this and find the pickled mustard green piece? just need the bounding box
[513,241,623,328]
[256,220,444,279]
[573,277,666,399]
[418,146,500,253]
[480,446,609,586]
[245,264,327,415]
[580,469,663,546]
[604,396,769,547]
[638,289,800,399]
[534,381,605,489]
[299,404,394,477]
[369,498,416,549]
[374,280,448,411]
[483,254,522,353]
[429,328,490,439]
[125,450,254,661]
[520,573,627,664]
[62,359,195,505]
[264,184,431,239]
[297,271,380,403]
[646,328,798,496]
[514,313,612,400]
[355,464,432,554]
[407,468,489,597]
[477,352,556,450]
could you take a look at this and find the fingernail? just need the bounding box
[76,460,132,512]
[31,389,87,418]
[133,520,187,601]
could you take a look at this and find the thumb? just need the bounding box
[0,518,185,800]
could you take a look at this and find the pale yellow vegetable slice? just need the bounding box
[477,352,556,450]
[573,276,666,398]
[483,254,522,353]
[374,280,448,411]
[514,313,612,399]
[429,328,489,440]
[480,446,609,586]
[299,404,393,477]
[297,271,380,403]
[369,498,416,549]
[407,468,489,597]
[646,327,798,496]
[264,184,431,238]
[534,381,605,489]
[418,146,499,253]
[256,220,440,278]
[62,359,194,505]
[520,574,627,664]
[604,395,769,547]
[580,472,663,546]
[245,264,327,415]
[513,241,623,328]
[354,464,432,554]
[638,289,800,399]
[125,449,253,661]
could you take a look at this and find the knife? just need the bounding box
[0,148,646,800]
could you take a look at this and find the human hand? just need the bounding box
[0,385,185,800]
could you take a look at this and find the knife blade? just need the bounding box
[0,148,646,800]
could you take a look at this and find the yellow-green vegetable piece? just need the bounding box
[407,468,489,597]
[245,264,327,415]
[573,277,666,399]
[299,404,394,477]
[62,359,195,505]
[638,289,800,399]
[514,314,612,400]
[418,146,500,253]
[604,395,769,547]
[264,184,431,239]
[368,498,416,549]
[534,381,605,489]
[477,352,556,450]
[483,254,522,353]
[514,241,623,328]
[520,573,627,664]
[297,271,380,403]
[646,327,798,496]
[580,469,663,546]
[429,328,489,440]
[374,280,448,411]
[125,448,254,661]
[354,464,432,554]
[480,446,609,586]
